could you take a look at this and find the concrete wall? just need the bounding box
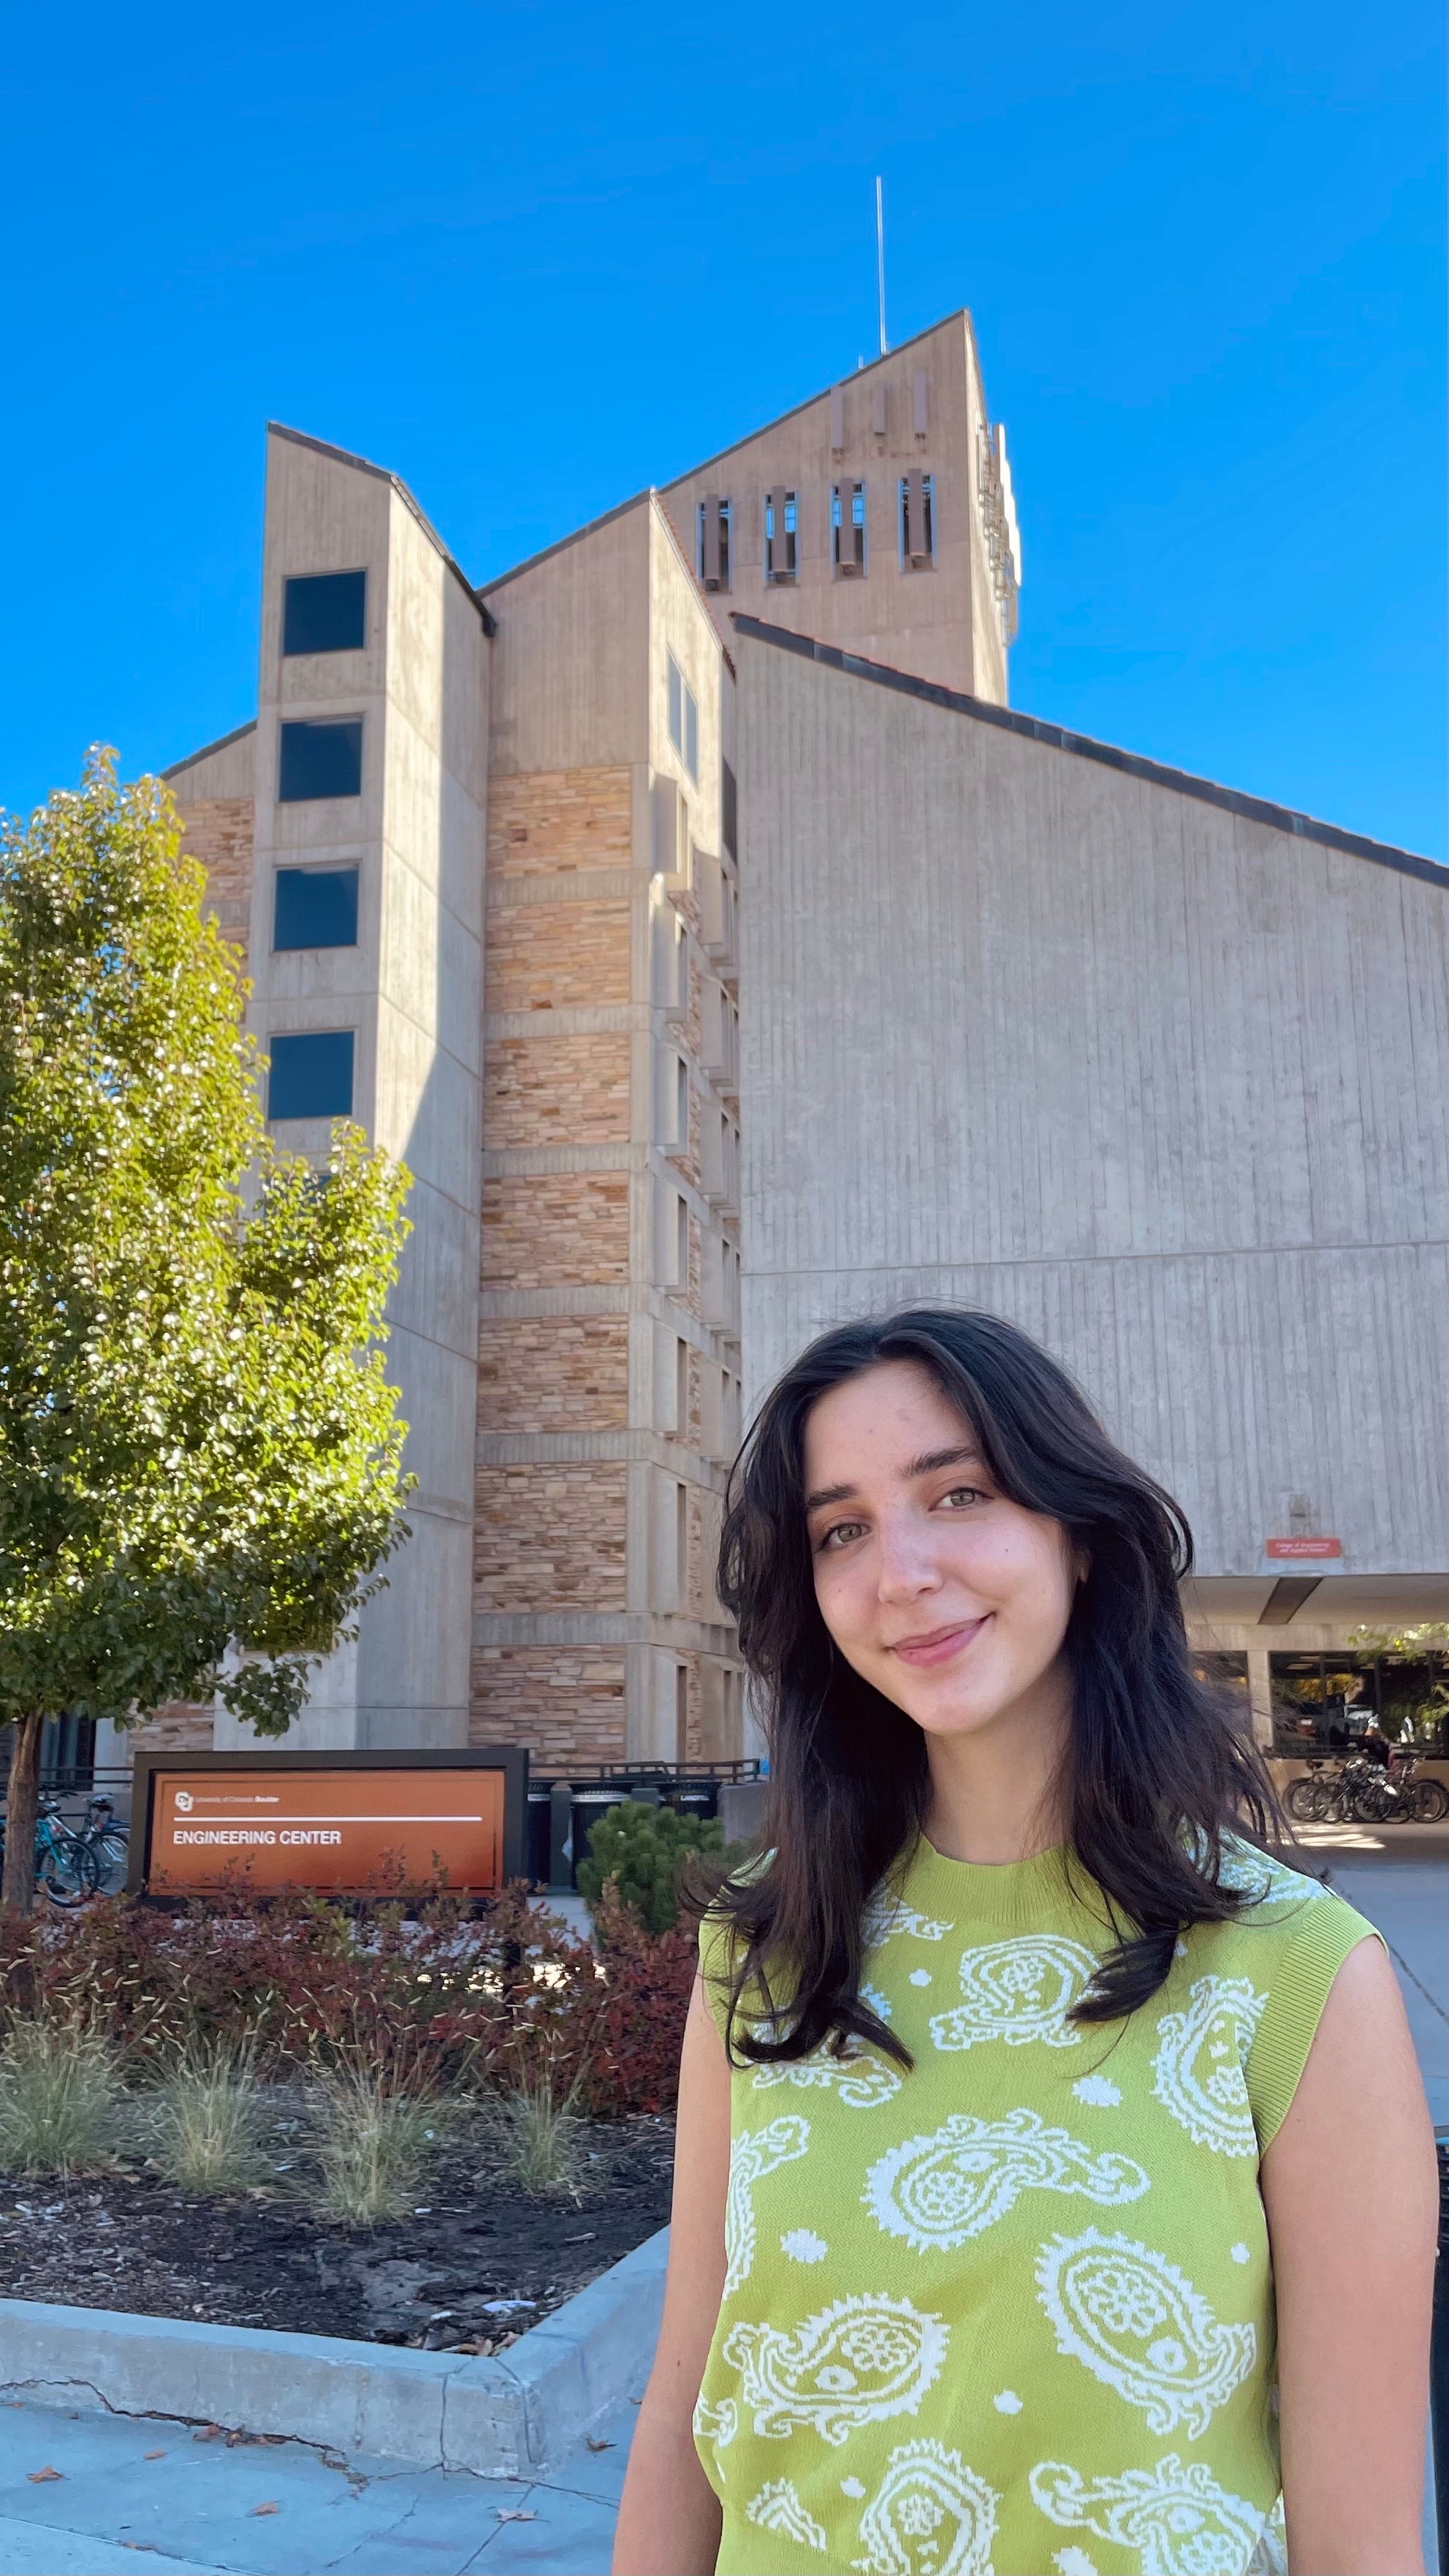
[661,311,1015,705]
[734,630,1449,1608]
[215,425,489,1752]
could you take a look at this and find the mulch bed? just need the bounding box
[0,2116,674,2355]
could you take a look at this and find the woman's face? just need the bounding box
[802,1359,1080,1744]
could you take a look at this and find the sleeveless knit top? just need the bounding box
[695,1834,1376,2576]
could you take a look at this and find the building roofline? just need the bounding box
[477,485,655,598]
[266,424,495,635]
[660,309,975,497]
[731,618,1447,888]
[161,718,257,783]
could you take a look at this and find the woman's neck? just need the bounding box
[921,1665,1072,1866]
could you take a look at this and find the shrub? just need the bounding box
[492,2080,585,2196]
[144,2040,268,2194]
[577,1800,723,1934]
[0,2017,121,2175]
[308,2067,445,2226]
[0,1877,696,2126]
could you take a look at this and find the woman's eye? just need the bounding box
[818,1519,867,1551]
[940,1485,986,1509]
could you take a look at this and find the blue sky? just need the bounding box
[3,0,1442,856]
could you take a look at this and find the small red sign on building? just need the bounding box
[1265,1536,1343,1560]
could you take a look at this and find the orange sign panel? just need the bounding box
[1265,1536,1343,1560]
[148,1767,506,1894]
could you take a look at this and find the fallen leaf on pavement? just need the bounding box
[28,2466,63,2483]
[496,2508,538,2522]
[249,2502,279,2517]
[585,2437,615,2451]
[142,2450,167,2461]
[192,2425,222,2442]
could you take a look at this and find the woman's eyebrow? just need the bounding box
[906,1444,982,1478]
[805,1446,982,1513]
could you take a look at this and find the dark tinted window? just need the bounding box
[721,759,737,859]
[282,570,366,656]
[273,866,359,950]
[278,719,362,802]
[267,1030,354,1121]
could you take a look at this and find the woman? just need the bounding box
[613,1309,1436,2576]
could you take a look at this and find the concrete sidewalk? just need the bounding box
[0,2387,639,2575]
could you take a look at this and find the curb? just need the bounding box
[0,2224,669,2478]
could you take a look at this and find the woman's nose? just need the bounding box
[875,1515,942,1599]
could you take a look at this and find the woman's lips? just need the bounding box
[889,1614,992,1668]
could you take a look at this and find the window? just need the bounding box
[899,471,935,569]
[832,482,867,577]
[697,494,731,591]
[721,759,737,861]
[267,1029,354,1121]
[1270,1649,1448,1757]
[281,570,366,656]
[278,718,362,802]
[675,1662,689,1762]
[667,655,699,782]
[676,1193,689,1286]
[675,1483,688,1609]
[273,865,359,951]
[675,1337,690,1436]
[764,488,798,582]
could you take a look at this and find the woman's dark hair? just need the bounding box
[707,1305,1279,2070]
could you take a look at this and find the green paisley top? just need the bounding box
[694,1834,1375,2576]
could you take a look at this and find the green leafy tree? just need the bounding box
[576,1799,727,1934]
[0,752,413,1912]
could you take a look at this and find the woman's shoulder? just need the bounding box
[1184,1833,1384,2151]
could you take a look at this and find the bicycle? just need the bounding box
[75,1793,129,1891]
[0,1798,102,1904]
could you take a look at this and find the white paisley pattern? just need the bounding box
[1216,1838,1326,1909]
[745,2479,829,2552]
[726,2116,810,2295]
[724,2292,948,2445]
[1152,1977,1266,2157]
[929,1936,1098,2053]
[1035,2230,1257,2438]
[864,2108,1150,2249]
[853,2439,1000,2576]
[753,2051,903,2110]
[1030,2455,1269,2576]
[693,2393,738,2462]
[864,1896,956,1948]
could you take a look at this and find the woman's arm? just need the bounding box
[1260,1934,1438,2576]
[612,1977,731,2576]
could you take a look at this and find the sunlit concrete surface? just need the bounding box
[0,2388,640,2576]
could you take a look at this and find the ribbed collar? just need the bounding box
[897,1833,1111,1934]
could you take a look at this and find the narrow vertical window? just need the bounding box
[674,1661,689,1762]
[832,482,867,577]
[675,1337,690,1436]
[765,488,798,583]
[698,494,731,591]
[900,471,935,568]
[666,654,699,781]
[675,1484,688,1610]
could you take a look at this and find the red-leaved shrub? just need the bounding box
[0,1879,695,2119]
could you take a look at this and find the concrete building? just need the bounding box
[132,310,1445,1790]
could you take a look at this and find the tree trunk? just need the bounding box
[1,1713,44,1915]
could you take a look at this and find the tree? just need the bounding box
[0,753,412,1912]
